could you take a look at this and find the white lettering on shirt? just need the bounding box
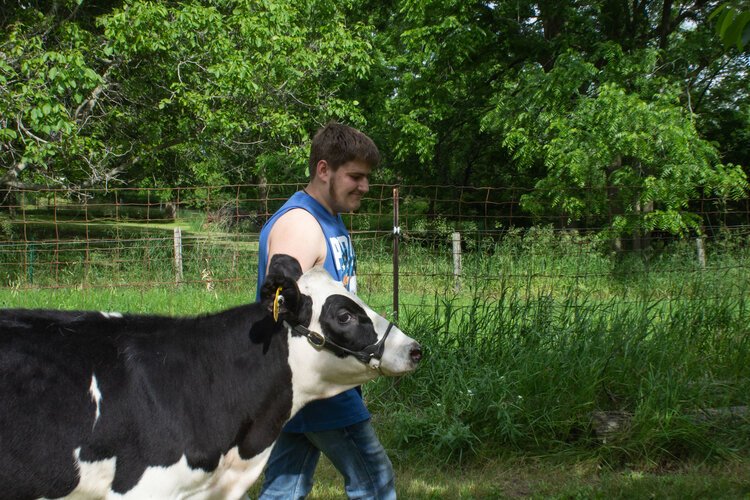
[329,235,356,293]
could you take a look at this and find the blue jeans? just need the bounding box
[258,420,396,500]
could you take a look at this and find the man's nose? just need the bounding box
[359,177,369,193]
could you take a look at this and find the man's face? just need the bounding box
[328,160,371,214]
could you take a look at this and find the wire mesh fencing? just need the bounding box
[1,183,749,314]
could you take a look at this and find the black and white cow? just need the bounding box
[0,254,421,499]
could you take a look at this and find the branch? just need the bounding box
[17,117,49,144]
[690,57,732,113]
[1,179,52,191]
[1,160,29,186]
[673,0,711,28]
[658,0,674,50]
[74,65,115,122]
[75,138,185,189]
[0,161,59,191]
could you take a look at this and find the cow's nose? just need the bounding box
[409,343,422,364]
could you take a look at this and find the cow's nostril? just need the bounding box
[410,344,423,363]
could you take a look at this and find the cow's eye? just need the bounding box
[337,312,353,324]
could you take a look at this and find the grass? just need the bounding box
[0,286,250,314]
[1,221,749,495]
[364,280,750,463]
[245,454,750,499]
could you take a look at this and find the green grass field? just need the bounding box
[2,220,749,497]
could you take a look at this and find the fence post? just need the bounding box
[452,231,462,291]
[392,186,400,322]
[27,243,35,284]
[84,196,90,284]
[174,227,184,284]
[696,237,706,269]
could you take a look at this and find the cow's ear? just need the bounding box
[260,274,299,321]
[268,254,303,281]
[261,254,311,324]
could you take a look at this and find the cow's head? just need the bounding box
[261,255,421,389]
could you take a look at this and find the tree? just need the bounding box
[356,0,524,188]
[0,0,375,194]
[0,4,106,190]
[2,0,747,234]
[482,44,747,239]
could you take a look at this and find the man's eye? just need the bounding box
[337,312,353,324]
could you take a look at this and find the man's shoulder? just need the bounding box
[269,208,325,244]
[273,207,320,229]
[267,208,327,272]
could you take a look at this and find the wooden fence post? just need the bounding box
[452,231,462,292]
[696,237,706,269]
[174,228,183,284]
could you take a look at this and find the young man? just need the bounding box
[256,122,396,499]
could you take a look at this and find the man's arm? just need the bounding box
[266,208,327,273]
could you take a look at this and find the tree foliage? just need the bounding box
[368,0,748,237]
[711,1,750,51]
[1,0,374,191]
[482,44,747,235]
[1,0,748,237]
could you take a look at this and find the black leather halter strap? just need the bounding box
[283,320,395,370]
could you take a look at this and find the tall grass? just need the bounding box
[2,223,749,465]
[365,259,750,465]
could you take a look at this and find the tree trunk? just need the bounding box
[1,188,18,218]
[658,0,674,50]
[607,155,622,253]
[258,171,269,218]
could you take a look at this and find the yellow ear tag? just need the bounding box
[273,286,283,322]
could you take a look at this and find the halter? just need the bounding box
[283,320,395,371]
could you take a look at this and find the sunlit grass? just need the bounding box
[245,455,750,499]
[0,286,250,314]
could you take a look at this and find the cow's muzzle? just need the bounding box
[284,320,418,372]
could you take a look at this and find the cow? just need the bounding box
[0,254,422,499]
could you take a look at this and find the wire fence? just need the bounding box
[2,183,749,313]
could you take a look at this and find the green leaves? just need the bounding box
[1,0,747,227]
[96,0,374,183]
[0,13,106,186]
[2,0,375,190]
[711,2,750,51]
[483,44,747,237]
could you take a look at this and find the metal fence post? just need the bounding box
[452,231,462,291]
[393,186,400,322]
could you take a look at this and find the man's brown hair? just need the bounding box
[309,122,380,177]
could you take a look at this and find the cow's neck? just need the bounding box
[284,331,376,416]
[127,307,295,461]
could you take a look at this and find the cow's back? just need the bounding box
[0,309,103,498]
[0,306,292,499]
[0,308,211,498]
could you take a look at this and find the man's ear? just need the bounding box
[315,159,330,182]
[268,254,303,281]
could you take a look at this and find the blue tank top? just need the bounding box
[256,191,370,432]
